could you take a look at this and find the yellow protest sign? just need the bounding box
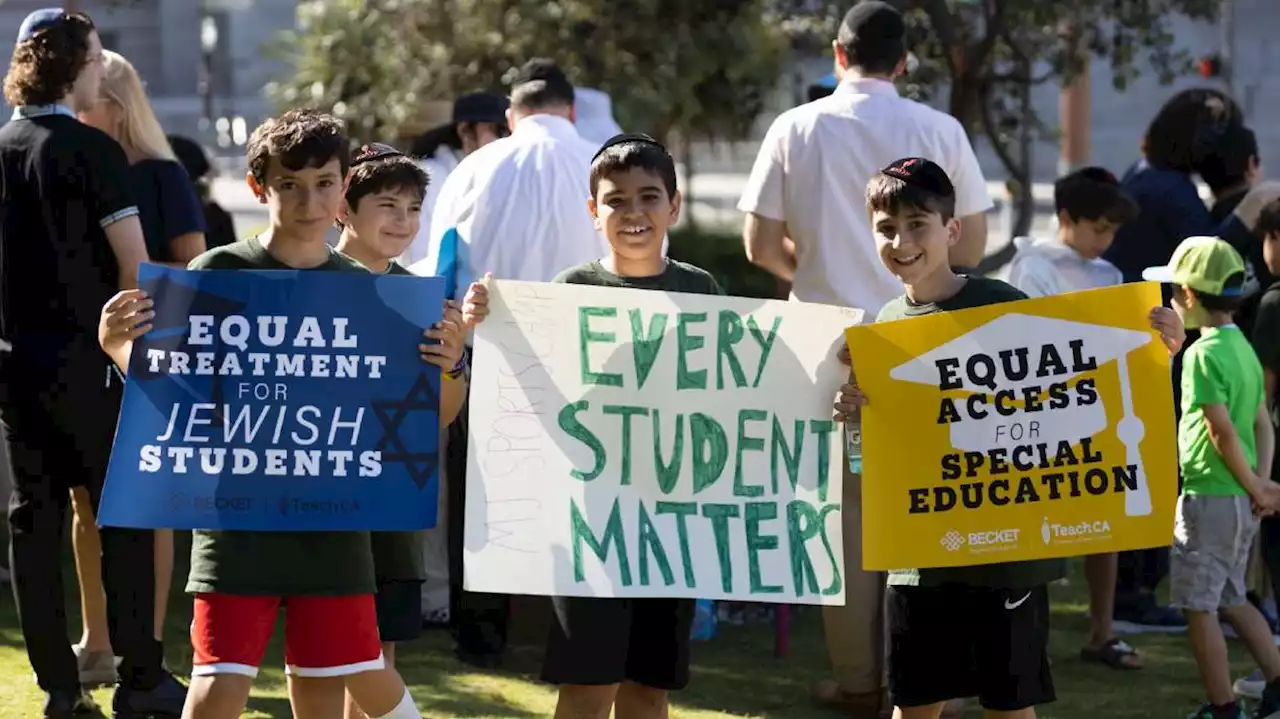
[846,282,1176,571]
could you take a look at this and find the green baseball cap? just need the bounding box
[1142,235,1246,296]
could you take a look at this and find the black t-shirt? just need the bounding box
[1252,283,1280,482]
[131,158,207,262]
[0,112,137,364]
[553,259,724,295]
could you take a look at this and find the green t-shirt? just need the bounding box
[1180,324,1263,496]
[553,259,724,295]
[183,237,377,596]
[877,277,1069,590]
[369,260,427,583]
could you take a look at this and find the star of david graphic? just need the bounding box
[372,372,441,489]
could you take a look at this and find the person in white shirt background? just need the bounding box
[399,92,509,269]
[572,87,623,145]
[411,57,606,669]
[737,3,992,717]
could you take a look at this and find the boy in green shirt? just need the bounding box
[97,111,469,719]
[543,134,720,719]
[334,141,487,719]
[1144,236,1280,719]
[833,158,1184,718]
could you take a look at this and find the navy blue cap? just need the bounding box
[350,142,403,168]
[452,92,508,124]
[880,157,955,196]
[591,133,667,163]
[17,8,68,43]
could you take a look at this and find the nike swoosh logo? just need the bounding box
[1005,591,1032,610]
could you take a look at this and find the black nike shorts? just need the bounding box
[887,584,1055,711]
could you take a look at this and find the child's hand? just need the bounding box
[833,375,867,423]
[463,274,491,329]
[836,342,851,367]
[1250,479,1280,515]
[1150,306,1185,356]
[419,301,467,372]
[98,289,153,355]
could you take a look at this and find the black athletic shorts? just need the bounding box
[375,580,424,643]
[541,596,694,690]
[887,584,1055,711]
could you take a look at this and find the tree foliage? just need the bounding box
[269,0,787,145]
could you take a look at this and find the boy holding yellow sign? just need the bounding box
[833,158,1184,719]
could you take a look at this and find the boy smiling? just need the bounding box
[545,133,720,719]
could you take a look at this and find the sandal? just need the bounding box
[1080,637,1144,670]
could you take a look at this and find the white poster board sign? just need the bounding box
[464,280,862,604]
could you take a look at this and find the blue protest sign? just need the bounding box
[99,263,445,531]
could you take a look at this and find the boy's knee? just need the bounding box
[895,703,946,719]
[185,674,253,719]
[556,684,617,719]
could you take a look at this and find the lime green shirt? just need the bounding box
[1179,325,1264,496]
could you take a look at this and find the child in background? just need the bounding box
[1144,236,1280,719]
[834,157,1183,718]
[1008,167,1183,671]
[544,133,720,719]
[1238,199,1280,702]
[333,141,489,719]
[97,111,459,719]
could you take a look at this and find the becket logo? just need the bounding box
[968,529,1019,547]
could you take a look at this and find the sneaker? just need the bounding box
[73,644,120,688]
[1237,669,1266,700]
[43,689,97,718]
[1186,702,1246,719]
[1254,680,1280,719]
[111,671,186,719]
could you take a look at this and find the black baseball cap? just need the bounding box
[880,157,955,197]
[838,2,906,60]
[452,91,508,124]
[509,58,575,100]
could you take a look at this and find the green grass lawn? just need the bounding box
[0,546,1264,718]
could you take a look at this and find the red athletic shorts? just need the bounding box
[190,592,384,678]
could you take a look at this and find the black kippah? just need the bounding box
[592,133,668,163]
[880,157,955,196]
[351,142,403,168]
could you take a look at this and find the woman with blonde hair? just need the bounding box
[70,48,207,686]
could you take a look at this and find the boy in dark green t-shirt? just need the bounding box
[1144,235,1280,719]
[543,134,721,719]
[97,111,468,719]
[334,141,487,719]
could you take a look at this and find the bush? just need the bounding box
[668,228,782,300]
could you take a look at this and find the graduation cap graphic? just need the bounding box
[890,313,1155,517]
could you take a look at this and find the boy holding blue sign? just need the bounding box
[334,141,490,719]
[543,133,721,719]
[98,111,471,719]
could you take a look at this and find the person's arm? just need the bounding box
[1256,403,1274,481]
[103,217,150,289]
[743,213,796,282]
[1204,403,1268,498]
[946,117,994,269]
[1218,181,1280,254]
[738,119,794,281]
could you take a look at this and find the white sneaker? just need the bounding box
[1235,668,1265,700]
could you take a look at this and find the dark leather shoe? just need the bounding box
[111,672,186,718]
[44,689,97,718]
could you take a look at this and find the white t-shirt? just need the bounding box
[409,114,607,298]
[1006,236,1123,297]
[737,77,992,317]
[399,145,461,268]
